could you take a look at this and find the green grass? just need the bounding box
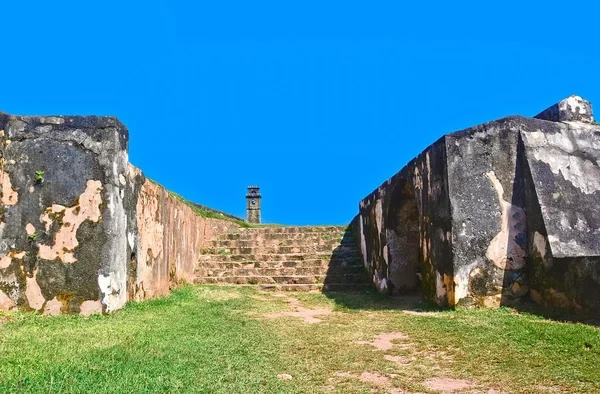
[1,286,599,393]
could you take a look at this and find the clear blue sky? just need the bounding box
[2,1,599,225]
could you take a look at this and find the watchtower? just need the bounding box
[246,186,261,224]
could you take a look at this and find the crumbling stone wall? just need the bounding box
[357,95,600,315]
[0,112,239,314]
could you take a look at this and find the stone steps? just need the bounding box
[197,253,361,263]
[219,232,350,241]
[198,259,362,269]
[196,265,366,277]
[201,245,358,255]
[193,273,367,285]
[211,239,354,248]
[193,225,370,291]
[195,283,372,292]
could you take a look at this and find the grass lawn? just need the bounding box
[1,285,599,393]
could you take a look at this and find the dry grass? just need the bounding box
[1,285,599,393]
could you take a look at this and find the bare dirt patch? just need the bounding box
[423,377,476,393]
[331,371,404,394]
[355,332,410,351]
[262,297,332,324]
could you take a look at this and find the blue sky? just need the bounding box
[2,1,599,225]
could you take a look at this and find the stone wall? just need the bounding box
[357,95,600,315]
[358,137,452,304]
[0,112,239,315]
[126,167,239,303]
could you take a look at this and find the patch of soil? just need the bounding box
[262,297,332,324]
[423,377,476,393]
[332,371,404,394]
[355,332,410,351]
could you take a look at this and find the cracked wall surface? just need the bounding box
[0,112,240,314]
[356,95,600,314]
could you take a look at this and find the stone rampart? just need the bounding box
[0,112,239,314]
[357,95,600,314]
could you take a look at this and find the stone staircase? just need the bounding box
[193,226,370,291]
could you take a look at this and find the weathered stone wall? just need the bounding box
[358,137,453,305]
[126,167,240,302]
[0,112,240,314]
[358,95,600,314]
[0,113,128,314]
[520,115,600,313]
[446,117,527,308]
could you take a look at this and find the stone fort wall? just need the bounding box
[0,113,239,315]
[355,96,600,315]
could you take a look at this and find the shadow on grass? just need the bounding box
[322,289,446,313]
[320,224,447,313]
[508,300,600,327]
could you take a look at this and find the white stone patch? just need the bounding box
[525,128,600,195]
[533,232,547,258]
[99,272,126,312]
[39,116,65,125]
[375,199,383,235]
[359,216,368,269]
[539,149,600,194]
[561,95,587,115]
[382,244,388,266]
[435,272,446,299]
[454,261,478,303]
[127,232,135,249]
[484,171,527,270]
[379,277,387,292]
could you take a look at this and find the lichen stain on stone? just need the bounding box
[38,180,103,263]
[0,170,18,206]
[485,171,526,270]
[0,250,25,269]
[25,269,45,310]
